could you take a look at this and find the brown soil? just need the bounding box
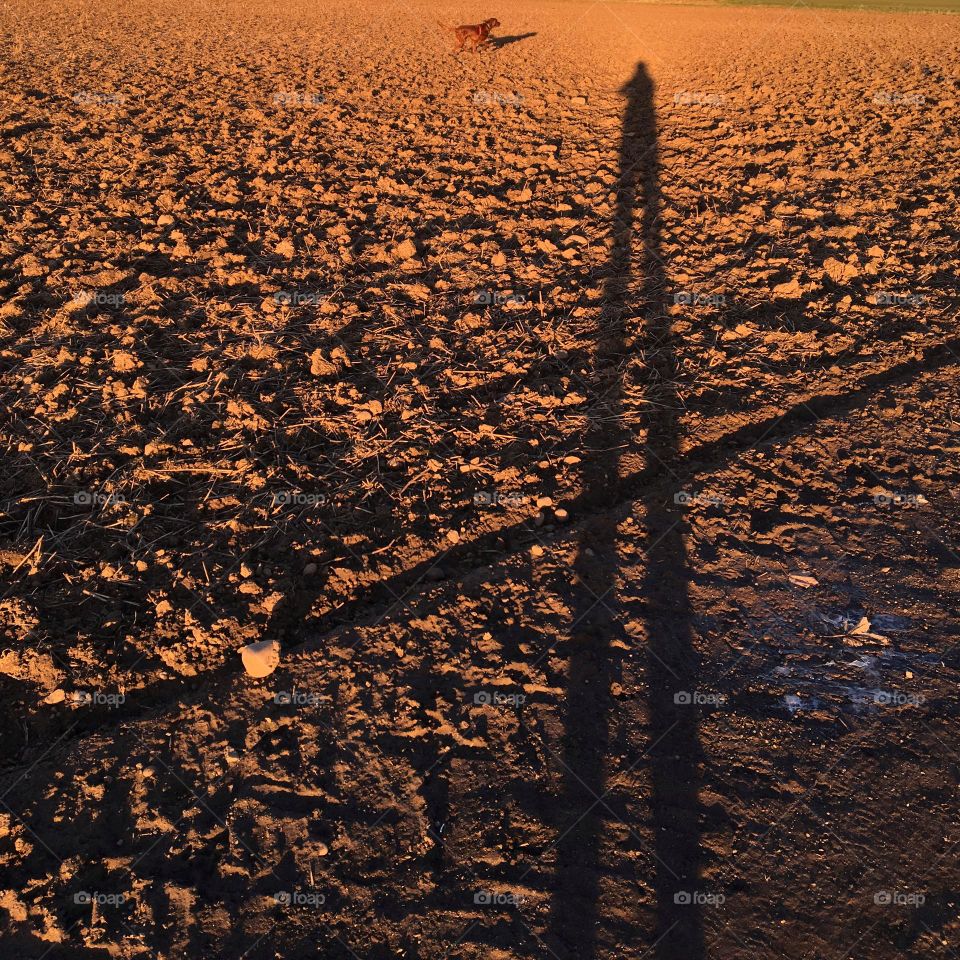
[1,0,959,956]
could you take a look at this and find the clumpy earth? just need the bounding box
[1,0,959,956]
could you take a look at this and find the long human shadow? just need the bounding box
[548,63,704,960]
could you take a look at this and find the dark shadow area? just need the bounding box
[0,936,114,959]
[548,63,704,960]
[488,32,538,49]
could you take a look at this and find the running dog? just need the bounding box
[440,18,501,53]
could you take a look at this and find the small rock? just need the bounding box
[240,638,281,679]
[536,496,553,508]
[447,530,461,543]
[317,842,329,857]
[303,562,318,576]
[530,545,544,558]
[225,746,241,765]
[571,95,588,105]
[554,508,569,522]
[43,688,66,705]
[393,238,417,261]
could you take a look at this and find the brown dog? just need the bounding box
[441,18,501,53]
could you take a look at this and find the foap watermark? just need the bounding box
[874,890,925,906]
[674,491,725,507]
[473,491,529,507]
[271,491,328,507]
[274,688,322,707]
[874,292,926,306]
[73,91,125,106]
[473,290,526,307]
[473,91,523,106]
[871,91,926,107]
[674,891,725,906]
[674,690,727,707]
[673,290,726,308]
[273,890,326,907]
[74,491,126,506]
[272,91,324,107]
[873,492,928,507]
[71,690,125,709]
[474,891,524,906]
[74,891,126,906]
[873,690,925,707]
[72,290,125,308]
[473,690,526,708]
[674,91,725,107]
[274,290,324,307]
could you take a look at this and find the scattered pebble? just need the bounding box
[531,544,544,558]
[393,238,417,261]
[240,638,281,679]
[43,688,65,705]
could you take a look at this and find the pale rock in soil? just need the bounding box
[240,638,281,678]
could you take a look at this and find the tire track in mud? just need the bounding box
[6,339,960,770]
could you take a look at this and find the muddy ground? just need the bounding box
[1,0,959,956]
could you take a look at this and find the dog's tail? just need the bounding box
[436,19,455,32]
